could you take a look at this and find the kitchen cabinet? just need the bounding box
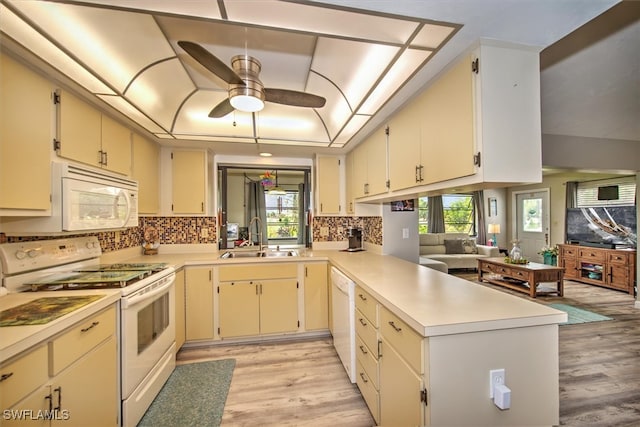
[131,132,160,214]
[315,156,341,215]
[185,267,214,341]
[558,244,636,294]
[1,305,118,427]
[387,94,423,191]
[378,306,425,426]
[344,151,355,214]
[174,268,186,349]
[303,262,329,331]
[352,129,388,199]
[0,53,52,213]
[217,263,298,338]
[171,150,207,214]
[56,89,131,175]
[354,286,380,423]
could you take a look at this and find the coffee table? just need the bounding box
[477,257,564,298]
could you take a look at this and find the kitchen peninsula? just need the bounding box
[115,247,566,426]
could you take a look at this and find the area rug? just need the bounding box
[549,303,612,325]
[138,358,235,427]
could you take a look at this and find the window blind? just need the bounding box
[576,176,636,207]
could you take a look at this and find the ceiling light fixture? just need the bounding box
[229,55,265,112]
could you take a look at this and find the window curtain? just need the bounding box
[473,190,486,244]
[565,181,578,209]
[428,196,445,233]
[297,183,305,245]
[246,181,268,246]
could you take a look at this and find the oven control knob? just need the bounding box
[27,249,41,258]
[15,250,27,260]
[86,241,95,249]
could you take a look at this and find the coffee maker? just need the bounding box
[346,227,364,252]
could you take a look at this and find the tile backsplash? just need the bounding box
[0,216,218,253]
[312,216,382,246]
[1,215,383,252]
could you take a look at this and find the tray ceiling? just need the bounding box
[0,0,459,150]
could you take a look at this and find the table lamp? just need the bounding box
[488,224,500,247]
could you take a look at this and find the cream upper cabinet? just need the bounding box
[100,114,131,175]
[171,150,206,214]
[57,89,131,175]
[185,267,214,341]
[351,129,388,199]
[132,132,159,214]
[421,54,474,185]
[344,151,355,214]
[387,95,423,191]
[0,53,52,213]
[303,262,329,331]
[315,156,341,215]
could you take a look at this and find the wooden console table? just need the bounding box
[477,258,564,298]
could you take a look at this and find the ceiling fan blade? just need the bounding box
[178,41,245,86]
[208,98,234,118]
[264,88,326,108]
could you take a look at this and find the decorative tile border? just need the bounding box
[312,216,382,245]
[0,216,218,253]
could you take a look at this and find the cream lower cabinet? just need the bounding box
[303,262,329,331]
[354,287,426,426]
[1,305,118,427]
[185,267,214,341]
[174,268,186,349]
[217,263,298,338]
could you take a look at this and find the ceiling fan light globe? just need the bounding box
[230,94,264,112]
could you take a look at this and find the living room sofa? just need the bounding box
[419,233,500,270]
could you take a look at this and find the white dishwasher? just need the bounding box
[330,266,356,383]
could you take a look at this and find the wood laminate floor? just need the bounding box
[177,277,640,427]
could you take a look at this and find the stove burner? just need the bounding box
[26,270,152,292]
[75,263,168,273]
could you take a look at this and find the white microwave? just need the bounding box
[1,162,138,235]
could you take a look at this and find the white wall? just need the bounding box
[382,199,419,263]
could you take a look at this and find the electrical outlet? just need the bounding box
[402,228,409,239]
[201,227,209,238]
[489,369,505,398]
[320,226,329,237]
[115,231,120,244]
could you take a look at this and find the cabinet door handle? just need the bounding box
[377,339,382,358]
[359,345,368,355]
[81,321,99,332]
[388,321,402,332]
[359,372,368,383]
[53,386,62,411]
[358,318,367,326]
[0,372,13,382]
[103,151,108,166]
[358,293,367,301]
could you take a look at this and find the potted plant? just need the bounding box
[538,245,559,265]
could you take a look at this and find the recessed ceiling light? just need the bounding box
[259,152,272,157]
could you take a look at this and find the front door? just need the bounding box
[514,190,549,262]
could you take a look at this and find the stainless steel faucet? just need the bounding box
[248,216,264,249]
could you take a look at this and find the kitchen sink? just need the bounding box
[219,249,298,259]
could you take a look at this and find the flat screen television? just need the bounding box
[566,207,636,248]
[597,185,619,200]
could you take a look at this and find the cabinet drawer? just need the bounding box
[355,308,378,355]
[510,268,530,281]
[355,286,378,327]
[356,357,380,424]
[579,248,605,262]
[0,345,48,410]
[481,262,511,276]
[218,263,297,281]
[50,305,116,376]
[561,246,578,258]
[607,252,629,265]
[380,307,423,374]
[356,336,379,389]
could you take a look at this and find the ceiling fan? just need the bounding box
[178,41,327,118]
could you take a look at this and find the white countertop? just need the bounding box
[0,289,121,363]
[110,247,567,337]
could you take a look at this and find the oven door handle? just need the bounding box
[122,274,175,309]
